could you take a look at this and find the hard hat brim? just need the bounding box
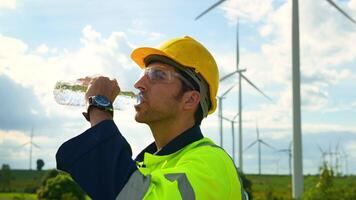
[131,47,173,69]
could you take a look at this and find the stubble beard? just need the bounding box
[135,94,182,125]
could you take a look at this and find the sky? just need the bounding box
[0,0,355,175]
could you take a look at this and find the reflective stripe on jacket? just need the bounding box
[118,138,242,200]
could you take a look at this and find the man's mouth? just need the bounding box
[134,93,146,107]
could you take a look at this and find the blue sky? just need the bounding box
[0,0,356,175]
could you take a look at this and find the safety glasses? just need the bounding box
[141,66,195,89]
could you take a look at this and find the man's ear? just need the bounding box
[182,91,200,111]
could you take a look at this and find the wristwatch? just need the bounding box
[82,95,114,121]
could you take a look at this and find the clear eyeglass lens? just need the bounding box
[143,67,174,83]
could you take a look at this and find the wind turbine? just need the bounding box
[244,121,275,175]
[277,142,292,176]
[196,0,356,198]
[219,19,272,172]
[318,144,328,170]
[327,143,334,172]
[20,127,40,170]
[340,149,349,175]
[218,84,237,148]
[222,112,239,162]
[333,141,341,176]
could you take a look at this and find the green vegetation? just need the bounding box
[37,174,86,200]
[35,160,44,172]
[0,193,36,200]
[1,168,356,200]
[302,165,356,200]
[0,169,47,193]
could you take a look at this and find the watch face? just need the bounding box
[95,95,111,107]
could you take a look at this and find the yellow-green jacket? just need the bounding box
[56,120,244,200]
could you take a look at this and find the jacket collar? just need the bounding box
[135,125,203,162]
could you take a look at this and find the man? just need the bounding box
[56,36,244,199]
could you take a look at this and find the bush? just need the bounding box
[37,174,85,200]
[302,165,356,200]
[40,169,59,186]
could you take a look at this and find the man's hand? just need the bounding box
[85,76,121,126]
[85,76,121,103]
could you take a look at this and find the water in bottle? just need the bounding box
[53,76,138,110]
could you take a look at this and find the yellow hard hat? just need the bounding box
[131,36,219,115]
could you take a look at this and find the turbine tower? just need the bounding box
[222,112,239,162]
[218,84,237,148]
[340,149,349,175]
[20,127,40,170]
[195,0,355,198]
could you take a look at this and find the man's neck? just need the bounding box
[149,117,195,150]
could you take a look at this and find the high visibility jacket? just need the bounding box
[56,120,243,200]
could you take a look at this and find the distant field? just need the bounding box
[0,170,46,193]
[1,170,356,200]
[246,174,356,199]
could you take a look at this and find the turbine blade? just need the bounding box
[221,84,236,97]
[20,142,30,147]
[32,143,40,149]
[244,140,258,152]
[220,71,238,82]
[241,74,273,102]
[232,112,239,121]
[317,144,325,153]
[261,140,275,150]
[195,0,227,20]
[277,149,289,153]
[221,116,231,122]
[325,0,356,25]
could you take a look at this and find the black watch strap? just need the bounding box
[82,95,114,122]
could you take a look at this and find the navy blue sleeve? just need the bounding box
[56,120,137,200]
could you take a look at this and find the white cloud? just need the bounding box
[0,130,30,144]
[302,123,356,135]
[35,44,49,54]
[0,25,142,116]
[0,34,28,57]
[0,0,17,9]
[220,0,274,23]
[222,0,356,113]
[0,25,158,167]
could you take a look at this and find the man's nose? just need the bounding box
[134,74,148,92]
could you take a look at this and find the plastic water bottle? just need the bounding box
[53,76,138,110]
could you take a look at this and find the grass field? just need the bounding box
[1,170,356,199]
[246,174,356,199]
[0,193,36,200]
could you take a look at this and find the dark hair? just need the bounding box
[175,68,204,126]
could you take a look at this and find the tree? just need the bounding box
[0,164,12,192]
[37,174,86,200]
[36,159,45,171]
